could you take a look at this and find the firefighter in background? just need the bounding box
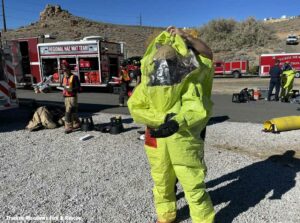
[133,60,142,86]
[119,63,131,106]
[280,64,296,102]
[62,61,81,134]
[267,59,282,101]
[282,61,293,71]
[128,26,215,223]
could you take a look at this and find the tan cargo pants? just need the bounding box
[64,96,79,126]
[26,106,57,131]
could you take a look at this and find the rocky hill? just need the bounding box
[2,5,164,57]
[2,5,300,66]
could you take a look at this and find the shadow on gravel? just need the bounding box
[93,123,140,133]
[0,107,32,132]
[176,150,300,222]
[122,118,134,124]
[207,116,230,126]
[123,126,141,132]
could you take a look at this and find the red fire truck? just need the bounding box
[214,60,248,78]
[0,47,18,110]
[259,53,300,78]
[5,36,124,87]
[4,37,40,87]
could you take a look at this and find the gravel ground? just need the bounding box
[1,111,300,223]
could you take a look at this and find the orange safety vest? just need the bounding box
[63,74,75,97]
[121,69,130,82]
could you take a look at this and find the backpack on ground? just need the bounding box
[232,88,251,103]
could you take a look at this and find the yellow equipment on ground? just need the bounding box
[263,116,300,132]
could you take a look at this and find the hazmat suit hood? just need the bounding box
[128,31,213,129]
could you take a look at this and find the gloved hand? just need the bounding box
[150,120,179,138]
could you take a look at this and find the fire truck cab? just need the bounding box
[3,37,40,87]
[214,60,248,78]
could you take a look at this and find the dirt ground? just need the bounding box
[212,77,300,94]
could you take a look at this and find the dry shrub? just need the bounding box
[199,18,279,52]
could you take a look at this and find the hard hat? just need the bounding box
[61,60,70,69]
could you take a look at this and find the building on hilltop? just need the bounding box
[263,15,297,23]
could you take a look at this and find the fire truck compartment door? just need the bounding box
[262,66,270,74]
[6,41,23,83]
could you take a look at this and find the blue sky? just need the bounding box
[3,0,300,29]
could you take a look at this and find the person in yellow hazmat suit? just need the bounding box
[280,64,296,102]
[128,26,215,223]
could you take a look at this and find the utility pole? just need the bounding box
[2,0,7,32]
[139,13,142,26]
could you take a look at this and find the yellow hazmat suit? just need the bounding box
[128,31,215,223]
[280,69,296,101]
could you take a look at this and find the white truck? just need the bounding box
[286,34,299,45]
